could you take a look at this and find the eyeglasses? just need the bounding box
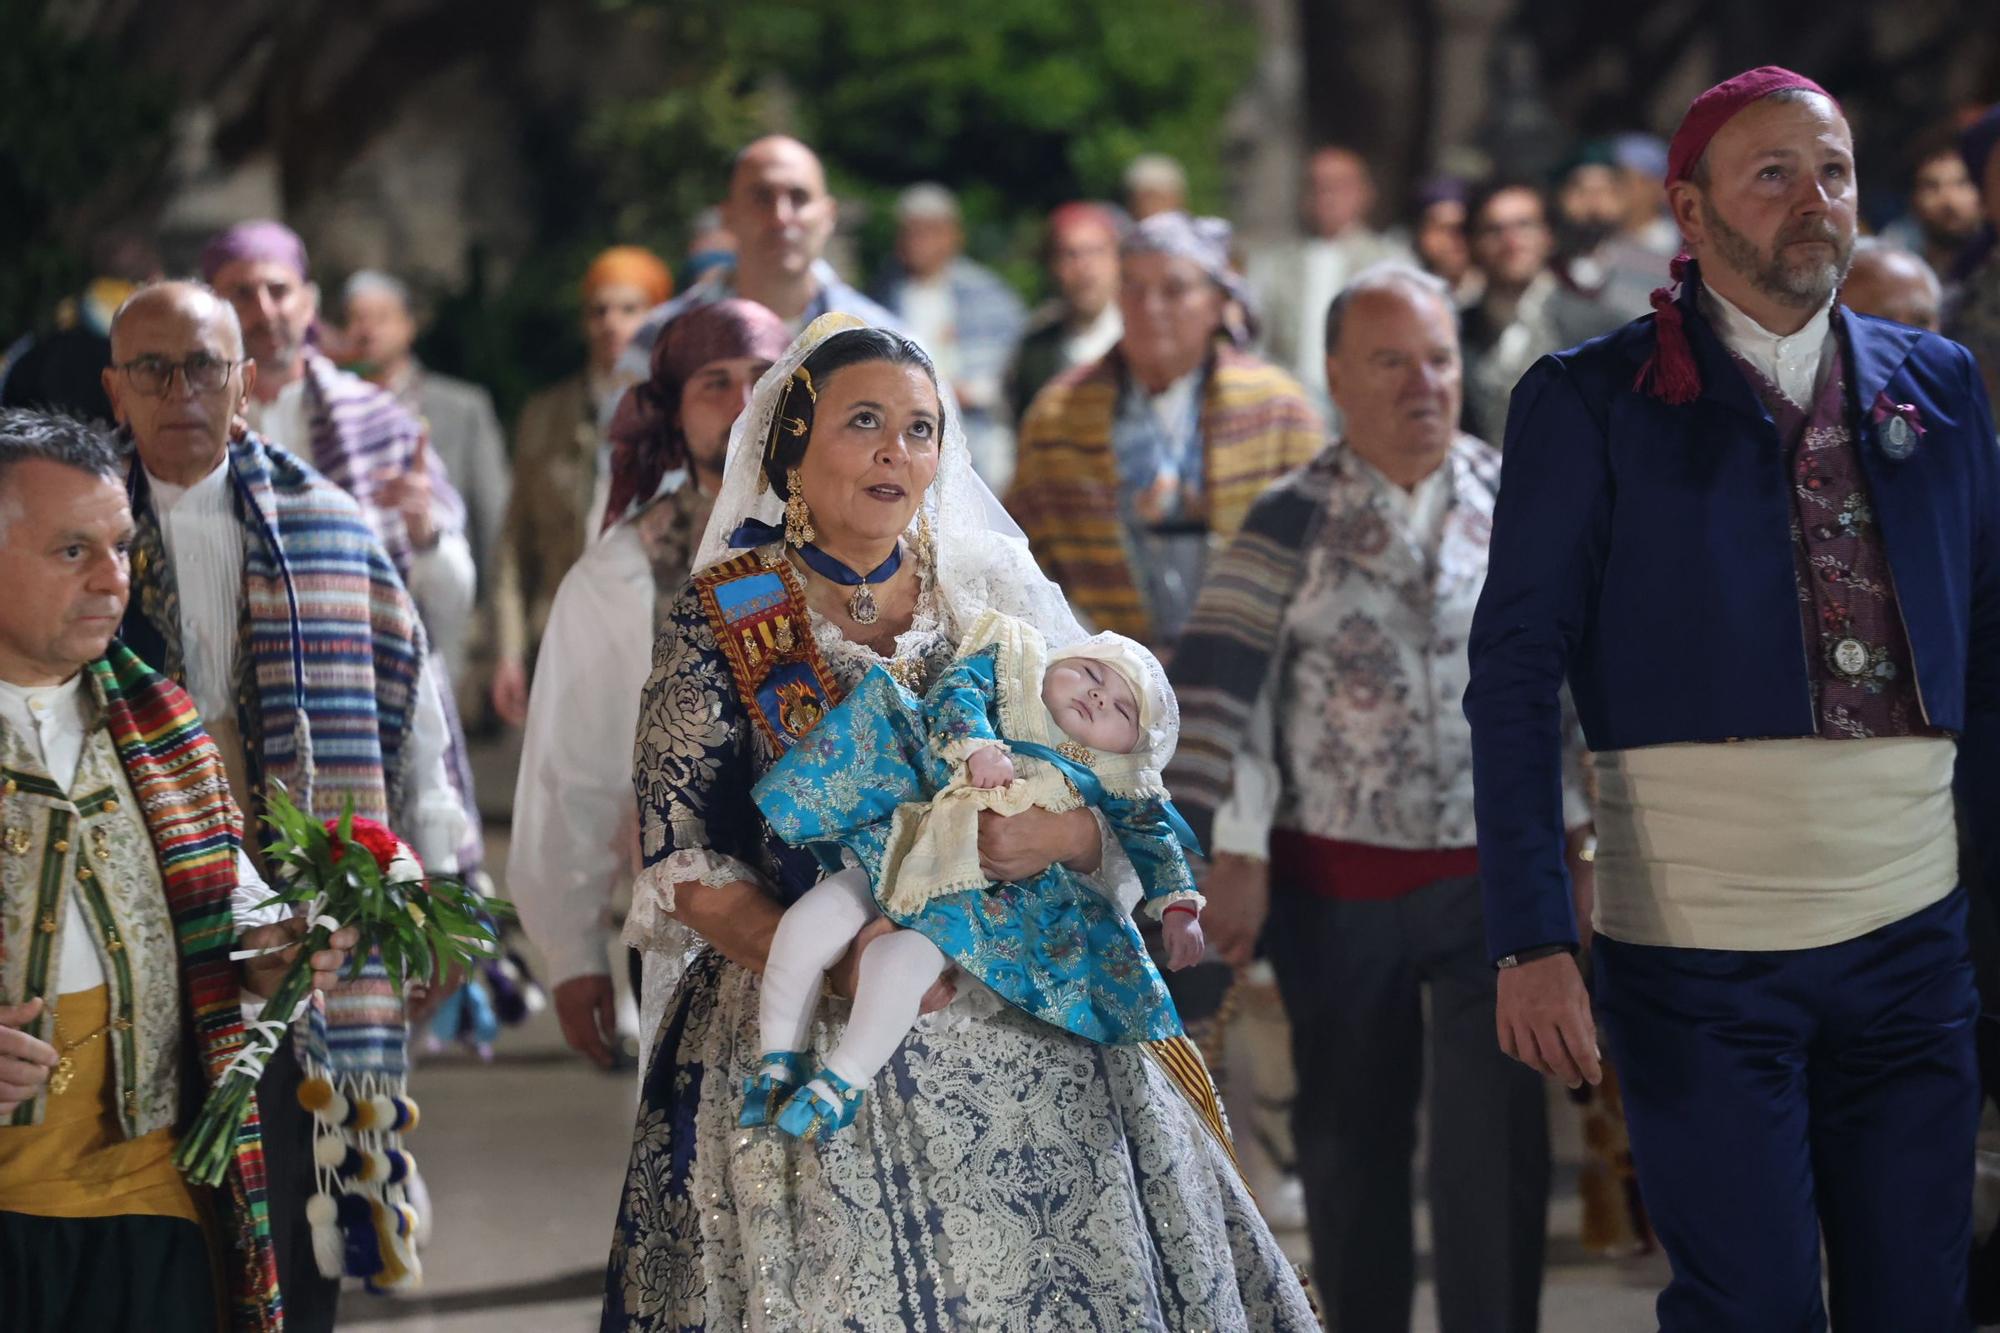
[114,354,242,398]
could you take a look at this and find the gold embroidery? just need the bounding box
[2,827,27,856]
[774,617,795,655]
[1057,741,1093,765]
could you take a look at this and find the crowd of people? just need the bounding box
[0,61,1998,1333]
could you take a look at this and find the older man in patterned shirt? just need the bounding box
[1170,262,1591,1333]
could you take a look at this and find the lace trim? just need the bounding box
[807,545,953,688]
[624,849,763,951]
[1145,889,1207,921]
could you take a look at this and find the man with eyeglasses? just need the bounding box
[1458,181,1617,444]
[102,280,465,1332]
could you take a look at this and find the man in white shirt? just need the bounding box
[1169,264,1592,1332]
[0,407,356,1332]
[512,299,789,1069]
[103,281,460,1332]
[1247,147,1414,421]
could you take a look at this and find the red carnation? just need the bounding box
[327,816,402,873]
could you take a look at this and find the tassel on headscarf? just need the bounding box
[1634,255,1702,404]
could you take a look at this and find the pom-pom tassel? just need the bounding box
[1632,254,1702,405]
[338,1192,385,1279]
[307,1193,345,1281]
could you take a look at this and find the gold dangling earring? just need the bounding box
[784,467,816,546]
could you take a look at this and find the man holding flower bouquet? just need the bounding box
[0,407,360,1331]
[100,280,469,1330]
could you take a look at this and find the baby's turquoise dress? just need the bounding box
[753,646,1191,1044]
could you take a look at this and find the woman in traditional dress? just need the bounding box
[603,313,1317,1330]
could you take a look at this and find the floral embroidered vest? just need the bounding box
[1732,334,1934,739]
[0,711,185,1133]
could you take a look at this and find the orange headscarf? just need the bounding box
[582,245,673,306]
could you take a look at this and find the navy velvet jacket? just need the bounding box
[1465,285,2000,961]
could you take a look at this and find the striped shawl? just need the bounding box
[123,434,424,1130]
[91,644,283,1332]
[1161,447,1337,851]
[1007,343,1323,643]
[300,351,465,580]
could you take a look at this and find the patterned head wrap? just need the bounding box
[1636,66,1838,404]
[1122,211,1258,345]
[200,220,309,282]
[583,246,674,306]
[603,298,789,529]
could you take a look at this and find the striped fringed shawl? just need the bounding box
[124,435,425,1108]
[301,354,484,876]
[1007,343,1323,644]
[1161,448,1338,851]
[120,434,426,841]
[91,644,283,1333]
[300,351,465,581]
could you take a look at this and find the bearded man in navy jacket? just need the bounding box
[1466,66,2000,1331]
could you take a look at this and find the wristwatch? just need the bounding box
[1494,942,1576,970]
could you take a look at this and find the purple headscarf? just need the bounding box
[200,220,310,282]
[1122,210,1259,344]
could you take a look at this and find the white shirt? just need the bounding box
[144,465,467,872]
[509,521,657,985]
[146,457,244,728]
[900,275,962,385]
[1060,305,1124,372]
[245,379,310,467]
[0,674,283,1001]
[1700,285,1835,410]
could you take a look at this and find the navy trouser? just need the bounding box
[1595,888,1979,1332]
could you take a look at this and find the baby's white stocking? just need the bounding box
[823,929,949,1088]
[759,867,877,1055]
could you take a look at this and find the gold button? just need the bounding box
[106,936,124,952]
[53,840,69,853]
[102,800,118,814]
[76,867,92,882]
[113,1017,131,1032]
[2,780,15,796]
[39,916,56,934]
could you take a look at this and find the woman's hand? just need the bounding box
[827,918,956,1015]
[977,806,1101,882]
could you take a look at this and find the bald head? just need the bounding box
[102,281,256,487]
[110,281,244,361]
[722,136,835,284]
[1841,241,1942,331]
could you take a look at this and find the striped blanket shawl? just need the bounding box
[300,351,465,580]
[124,434,424,1095]
[1007,342,1323,643]
[301,354,483,876]
[91,644,282,1332]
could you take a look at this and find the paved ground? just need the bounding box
[338,739,1668,1331]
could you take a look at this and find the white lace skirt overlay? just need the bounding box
[605,952,1319,1330]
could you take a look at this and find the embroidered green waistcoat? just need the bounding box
[0,706,186,1133]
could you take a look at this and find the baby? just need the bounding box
[746,610,1206,1141]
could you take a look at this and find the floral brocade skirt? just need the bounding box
[601,950,1319,1331]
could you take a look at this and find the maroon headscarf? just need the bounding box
[1636,66,1838,404]
[602,298,791,530]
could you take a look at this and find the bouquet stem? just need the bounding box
[175,925,329,1187]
